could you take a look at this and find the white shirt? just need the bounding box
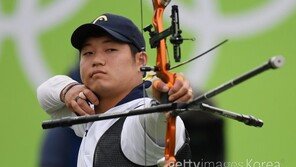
[37,75,186,166]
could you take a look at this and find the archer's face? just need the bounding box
[79,36,145,98]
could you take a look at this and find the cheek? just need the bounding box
[115,61,132,74]
[79,61,88,83]
[80,69,85,82]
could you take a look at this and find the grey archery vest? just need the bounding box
[93,117,191,167]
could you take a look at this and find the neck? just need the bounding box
[94,81,147,114]
[94,92,128,114]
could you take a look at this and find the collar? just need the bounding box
[116,81,151,106]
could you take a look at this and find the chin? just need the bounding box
[90,84,112,95]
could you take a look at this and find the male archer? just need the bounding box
[37,13,193,166]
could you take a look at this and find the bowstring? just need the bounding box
[139,0,147,165]
[140,1,160,165]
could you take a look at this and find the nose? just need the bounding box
[92,53,106,67]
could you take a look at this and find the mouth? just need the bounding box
[90,69,107,78]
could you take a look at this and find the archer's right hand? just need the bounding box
[61,83,99,116]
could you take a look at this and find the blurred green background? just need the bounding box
[0,0,295,166]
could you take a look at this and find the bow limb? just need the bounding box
[152,0,177,166]
[152,0,175,88]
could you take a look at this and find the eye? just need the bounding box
[81,51,94,56]
[105,48,117,53]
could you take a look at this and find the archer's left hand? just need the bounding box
[152,73,193,102]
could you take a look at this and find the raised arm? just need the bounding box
[37,75,99,116]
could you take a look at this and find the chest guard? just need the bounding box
[93,117,191,167]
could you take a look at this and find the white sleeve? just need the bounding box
[36,75,77,113]
[121,113,186,166]
[36,75,86,137]
[139,113,186,150]
[139,112,167,146]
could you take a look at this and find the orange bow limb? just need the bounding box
[152,0,177,166]
[152,0,175,88]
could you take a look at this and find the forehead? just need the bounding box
[81,34,128,48]
[83,36,113,45]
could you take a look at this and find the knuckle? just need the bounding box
[83,89,98,101]
[153,80,162,89]
[81,103,90,111]
[77,99,85,106]
[171,87,179,93]
[76,111,85,116]
[176,87,186,95]
[71,102,79,109]
[83,89,91,95]
[70,100,76,106]
[92,98,99,104]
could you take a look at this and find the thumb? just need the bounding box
[152,79,169,93]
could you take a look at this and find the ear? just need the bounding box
[135,52,147,67]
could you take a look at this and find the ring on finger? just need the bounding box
[75,96,87,102]
[75,93,86,102]
[74,96,82,102]
[78,91,87,100]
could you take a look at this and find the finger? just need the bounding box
[64,84,84,104]
[153,79,169,93]
[83,89,99,105]
[168,86,188,102]
[76,98,95,115]
[168,74,189,95]
[65,98,75,111]
[71,100,88,116]
[171,87,193,102]
[169,79,192,102]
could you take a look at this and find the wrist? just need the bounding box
[60,82,81,102]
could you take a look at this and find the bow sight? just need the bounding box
[144,5,194,63]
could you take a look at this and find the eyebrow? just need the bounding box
[102,39,116,44]
[81,38,120,48]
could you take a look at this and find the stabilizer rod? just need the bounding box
[199,103,263,127]
[188,56,285,107]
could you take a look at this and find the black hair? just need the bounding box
[128,44,140,57]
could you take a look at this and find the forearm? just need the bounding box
[37,75,87,137]
[37,75,78,114]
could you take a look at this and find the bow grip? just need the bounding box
[158,72,176,103]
